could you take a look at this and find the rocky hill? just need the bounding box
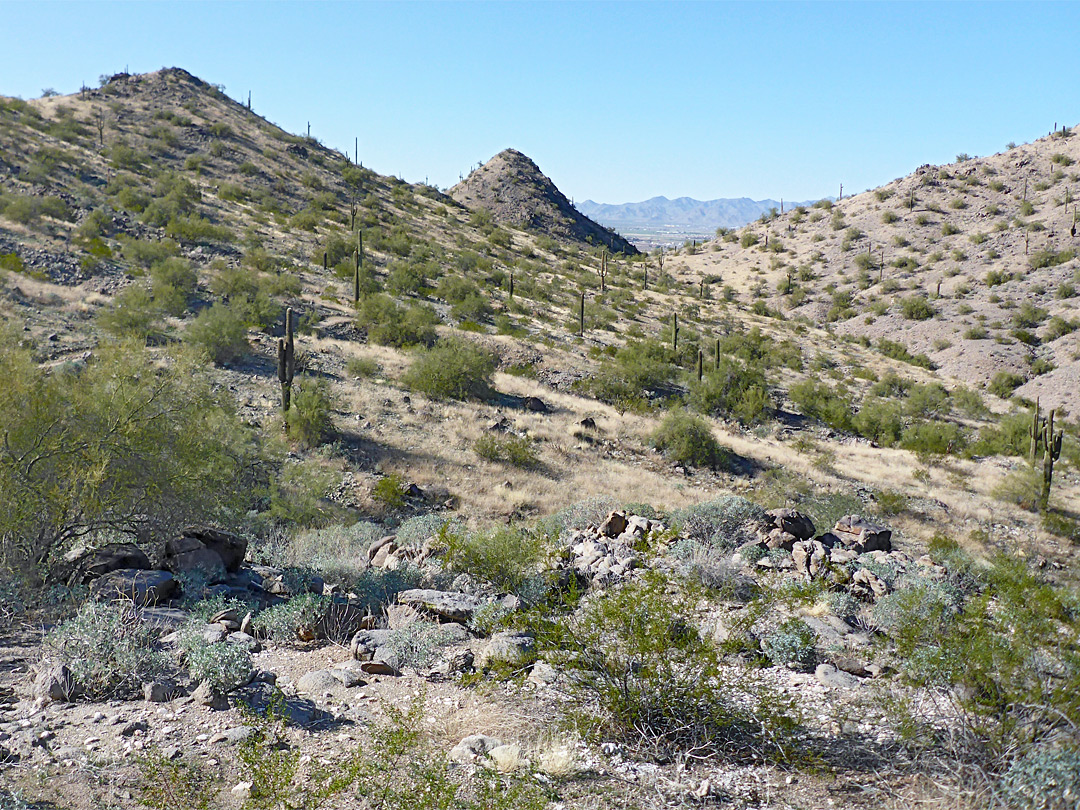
[673,131,1080,413]
[449,149,638,255]
[1,68,1079,810]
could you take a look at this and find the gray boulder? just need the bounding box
[397,589,483,623]
[90,569,177,606]
[830,515,892,553]
[163,535,227,584]
[59,543,151,586]
[181,527,247,572]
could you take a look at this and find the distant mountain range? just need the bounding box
[577,195,825,233]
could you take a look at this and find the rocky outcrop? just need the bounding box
[449,149,638,255]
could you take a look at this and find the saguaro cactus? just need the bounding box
[353,231,363,305]
[598,250,608,292]
[672,312,679,353]
[277,308,295,414]
[1029,398,1043,465]
[579,292,585,337]
[1040,408,1064,510]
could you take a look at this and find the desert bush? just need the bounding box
[43,602,168,699]
[1001,743,1080,810]
[900,420,967,457]
[585,338,677,411]
[988,370,1025,398]
[403,337,495,401]
[899,295,935,320]
[177,624,252,691]
[357,295,439,348]
[670,496,768,552]
[252,593,331,641]
[345,356,380,378]
[149,257,197,316]
[441,525,544,596]
[97,284,163,340]
[877,338,935,369]
[372,473,408,511]
[286,378,335,448]
[383,621,458,669]
[529,574,798,760]
[762,618,817,670]
[789,380,854,432]
[0,336,261,575]
[473,434,539,468]
[688,359,772,425]
[185,301,249,364]
[651,410,730,470]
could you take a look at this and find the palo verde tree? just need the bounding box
[0,329,264,579]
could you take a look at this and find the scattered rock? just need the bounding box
[830,515,892,553]
[449,734,503,765]
[476,632,536,670]
[34,665,81,703]
[57,543,151,586]
[814,663,862,689]
[163,536,227,584]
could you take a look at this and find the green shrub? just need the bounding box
[762,618,817,669]
[1001,744,1080,810]
[177,624,252,691]
[789,380,853,432]
[688,359,772,425]
[900,420,967,456]
[402,337,495,401]
[185,301,249,364]
[0,338,261,575]
[899,295,935,320]
[988,370,1025,398]
[372,473,408,510]
[529,575,797,759]
[97,284,162,340]
[253,593,330,641]
[877,338,935,369]
[670,496,768,552]
[441,525,544,596]
[473,434,539,468]
[357,294,439,348]
[43,602,167,699]
[286,378,335,448]
[149,257,197,316]
[651,410,730,470]
[345,356,380,378]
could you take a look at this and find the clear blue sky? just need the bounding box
[3,1,1078,204]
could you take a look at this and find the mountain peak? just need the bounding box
[449,150,638,254]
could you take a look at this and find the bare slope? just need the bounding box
[449,149,639,255]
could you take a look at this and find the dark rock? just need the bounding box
[57,543,151,587]
[597,511,629,539]
[832,515,892,553]
[164,535,228,583]
[766,509,816,541]
[34,665,81,703]
[90,569,178,606]
[522,396,549,413]
[181,527,247,572]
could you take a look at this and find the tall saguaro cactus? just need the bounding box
[353,231,363,305]
[277,308,295,414]
[598,250,608,292]
[1040,408,1064,510]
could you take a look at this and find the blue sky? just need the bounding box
[3,1,1078,203]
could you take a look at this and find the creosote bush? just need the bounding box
[286,378,335,448]
[473,433,539,468]
[651,409,730,470]
[403,337,495,401]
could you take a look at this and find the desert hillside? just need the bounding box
[0,69,1079,810]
